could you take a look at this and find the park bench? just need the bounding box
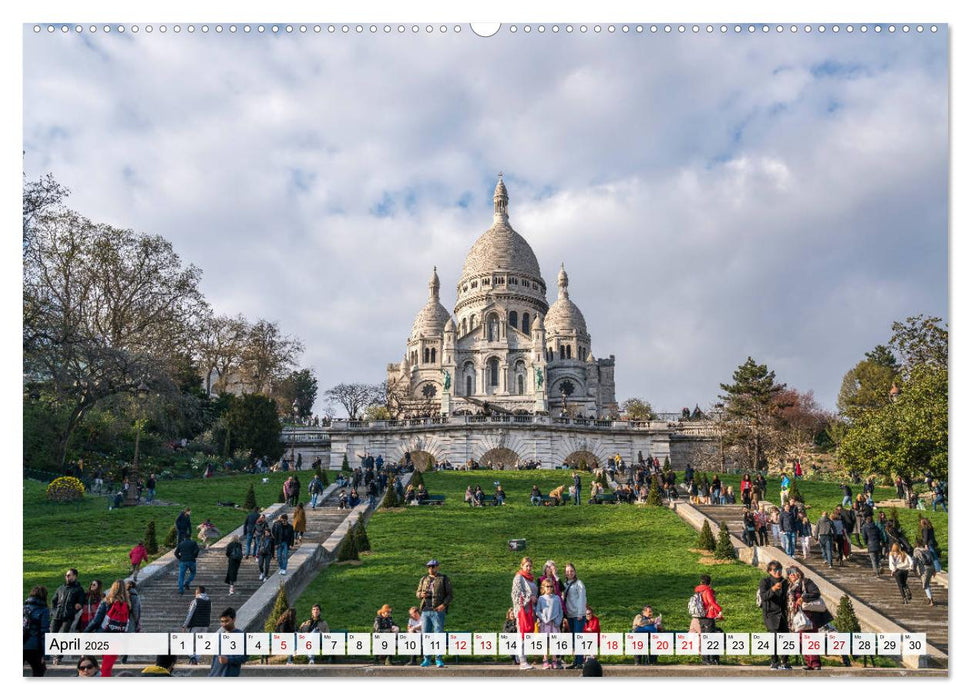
[418,495,446,506]
[590,493,618,504]
[480,495,500,506]
[539,495,566,506]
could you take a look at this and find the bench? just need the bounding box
[589,493,618,504]
[539,496,566,506]
[418,495,446,506]
[480,495,500,506]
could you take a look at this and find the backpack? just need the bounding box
[23,604,37,643]
[102,600,129,632]
[688,592,706,618]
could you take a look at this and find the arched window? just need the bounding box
[430,348,437,363]
[423,347,430,363]
[518,375,525,394]
[560,345,565,360]
[509,311,518,329]
[487,314,500,342]
[566,345,572,359]
[522,313,530,334]
[466,376,472,396]
[461,318,467,336]
[489,357,499,386]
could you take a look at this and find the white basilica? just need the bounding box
[386,176,618,418]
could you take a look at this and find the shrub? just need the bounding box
[341,454,351,473]
[243,484,257,511]
[46,476,85,502]
[320,468,329,487]
[426,455,434,472]
[578,458,588,471]
[663,456,670,470]
[381,486,399,509]
[715,521,737,560]
[337,531,359,561]
[164,525,178,549]
[788,482,805,503]
[647,479,663,506]
[264,585,291,633]
[145,520,159,554]
[833,594,861,634]
[697,520,717,551]
[354,519,371,553]
[411,470,424,489]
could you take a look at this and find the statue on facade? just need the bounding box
[535,367,544,387]
[442,369,451,392]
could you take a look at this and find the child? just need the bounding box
[536,579,564,669]
[502,608,518,664]
[372,604,400,666]
[197,518,220,548]
[405,606,422,665]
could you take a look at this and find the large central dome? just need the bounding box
[458,177,543,282]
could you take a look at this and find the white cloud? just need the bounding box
[22,26,947,412]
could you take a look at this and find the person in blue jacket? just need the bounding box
[209,608,246,676]
[24,586,51,676]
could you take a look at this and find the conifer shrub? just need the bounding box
[265,585,291,633]
[144,520,159,554]
[715,521,738,560]
[243,484,257,511]
[697,521,717,551]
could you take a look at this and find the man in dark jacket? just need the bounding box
[271,514,295,575]
[50,568,84,633]
[416,559,453,667]
[816,512,835,567]
[838,506,857,548]
[861,516,884,576]
[243,507,260,559]
[182,586,211,665]
[23,586,51,676]
[779,505,796,557]
[209,608,246,676]
[175,537,201,594]
[175,508,192,545]
[758,561,791,670]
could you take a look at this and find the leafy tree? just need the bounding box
[243,484,258,511]
[839,317,948,480]
[718,357,786,471]
[621,398,657,421]
[23,197,205,467]
[274,368,318,419]
[145,520,159,554]
[324,382,383,419]
[220,394,284,461]
[837,344,899,419]
[697,521,717,551]
[714,521,737,560]
[265,585,291,633]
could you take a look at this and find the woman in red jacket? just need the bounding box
[582,606,601,634]
[691,574,723,665]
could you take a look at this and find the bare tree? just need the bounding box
[239,319,303,394]
[324,382,383,419]
[192,310,250,396]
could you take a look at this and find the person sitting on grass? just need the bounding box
[473,485,485,506]
[631,604,662,665]
[548,484,566,506]
[415,484,429,502]
[530,484,542,506]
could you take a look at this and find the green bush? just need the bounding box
[647,479,663,507]
[145,520,159,554]
[337,532,359,561]
[697,521,717,551]
[319,468,329,487]
[46,476,85,503]
[833,594,861,634]
[243,484,257,511]
[164,525,178,549]
[714,521,737,560]
[341,454,351,473]
[663,456,670,470]
[353,519,371,553]
[410,471,424,489]
[381,485,399,509]
[265,585,291,633]
[788,482,805,503]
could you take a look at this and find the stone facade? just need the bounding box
[387,176,618,418]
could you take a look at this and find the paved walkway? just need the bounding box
[692,503,949,657]
[138,488,349,634]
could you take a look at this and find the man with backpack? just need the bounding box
[689,574,723,665]
[182,586,212,665]
[243,507,260,559]
[758,561,791,670]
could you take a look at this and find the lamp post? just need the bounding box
[290,399,298,470]
[125,381,149,506]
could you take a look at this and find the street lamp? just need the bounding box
[290,399,299,470]
[125,381,150,506]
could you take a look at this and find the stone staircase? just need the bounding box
[692,503,949,658]
[138,490,348,634]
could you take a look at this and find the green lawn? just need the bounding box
[693,472,948,568]
[23,472,295,598]
[295,469,771,661]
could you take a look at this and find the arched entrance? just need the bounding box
[561,450,600,470]
[478,447,521,469]
[402,449,438,471]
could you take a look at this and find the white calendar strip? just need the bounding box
[41,632,929,656]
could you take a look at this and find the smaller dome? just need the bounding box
[544,263,588,336]
[410,267,451,339]
[444,317,456,332]
[531,314,543,331]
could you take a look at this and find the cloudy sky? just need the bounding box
[22,23,948,414]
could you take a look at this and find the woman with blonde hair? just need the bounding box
[888,543,914,603]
